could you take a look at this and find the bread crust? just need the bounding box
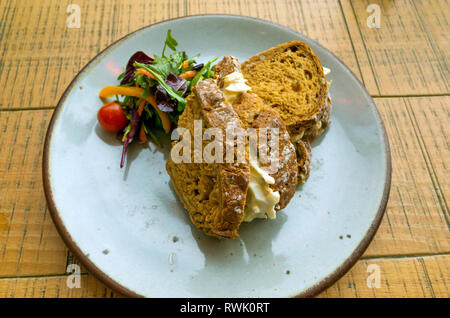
[250,107,298,209]
[293,139,311,184]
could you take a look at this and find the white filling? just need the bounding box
[222,71,252,103]
[243,152,280,222]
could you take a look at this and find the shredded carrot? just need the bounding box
[182,60,189,69]
[98,86,171,133]
[180,70,197,79]
[139,125,147,143]
[135,68,156,80]
[137,100,146,116]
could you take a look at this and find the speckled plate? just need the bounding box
[43,15,391,298]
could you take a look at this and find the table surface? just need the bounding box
[0,0,448,298]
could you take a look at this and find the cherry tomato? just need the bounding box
[97,102,128,132]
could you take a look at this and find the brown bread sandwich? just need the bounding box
[241,41,331,183]
[166,57,299,239]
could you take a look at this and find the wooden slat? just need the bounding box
[421,255,450,297]
[0,0,184,109]
[362,97,450,257]
[341,0,449,95]
[413,0,450,86]
[317,255,450,297]
[187,0,363,83]
[0,274,118,298]
[339,0,379,94]
[0,110,68,276]
[406,97,449,217]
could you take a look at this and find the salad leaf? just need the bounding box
[170,51,186,71]
[150,55,172,78]
[162,29,178,56]
[134,62,187,108]
[157,99,176,113]
[153,72,187,113]
[165,72,187,95]
[151,51,187,78]
[190,57,218,89]
[155,85,175,112]
[120,108,140,168]
[120,51,154,85]
[185,54,200,64]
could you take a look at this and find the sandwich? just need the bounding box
[241,41,331,183]
[166,57,298,239]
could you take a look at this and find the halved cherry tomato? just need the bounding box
[97,102,128,132]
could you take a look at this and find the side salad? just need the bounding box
[97,30,217,167]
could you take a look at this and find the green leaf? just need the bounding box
[205,66,213,79]
[162,29,178,56]
[144,105,153,119]
[166,30,178,49]
[171,51,186,73]
[134,62,187,107]
[141,88,150,97]
[135,74,149,88]
[154,112,162,129]
[189,57,218,89]
[122,122,132,142]
[123,96,132,107]
[185,54,200,63]
[151,55,172,78]
[177,102,185,112]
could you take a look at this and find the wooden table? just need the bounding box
[0,0,448,298]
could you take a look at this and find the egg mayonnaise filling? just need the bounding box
[221,69,280,222]
[222,71,252,103]
[243,152,280,222]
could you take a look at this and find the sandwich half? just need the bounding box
[166,61,298,238]
[241,41,330,183]
[241,41,331,142]
[166,79,249,239]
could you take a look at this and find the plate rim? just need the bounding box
[42,13,392,298]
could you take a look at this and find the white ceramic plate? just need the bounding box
[43,15,391,297]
